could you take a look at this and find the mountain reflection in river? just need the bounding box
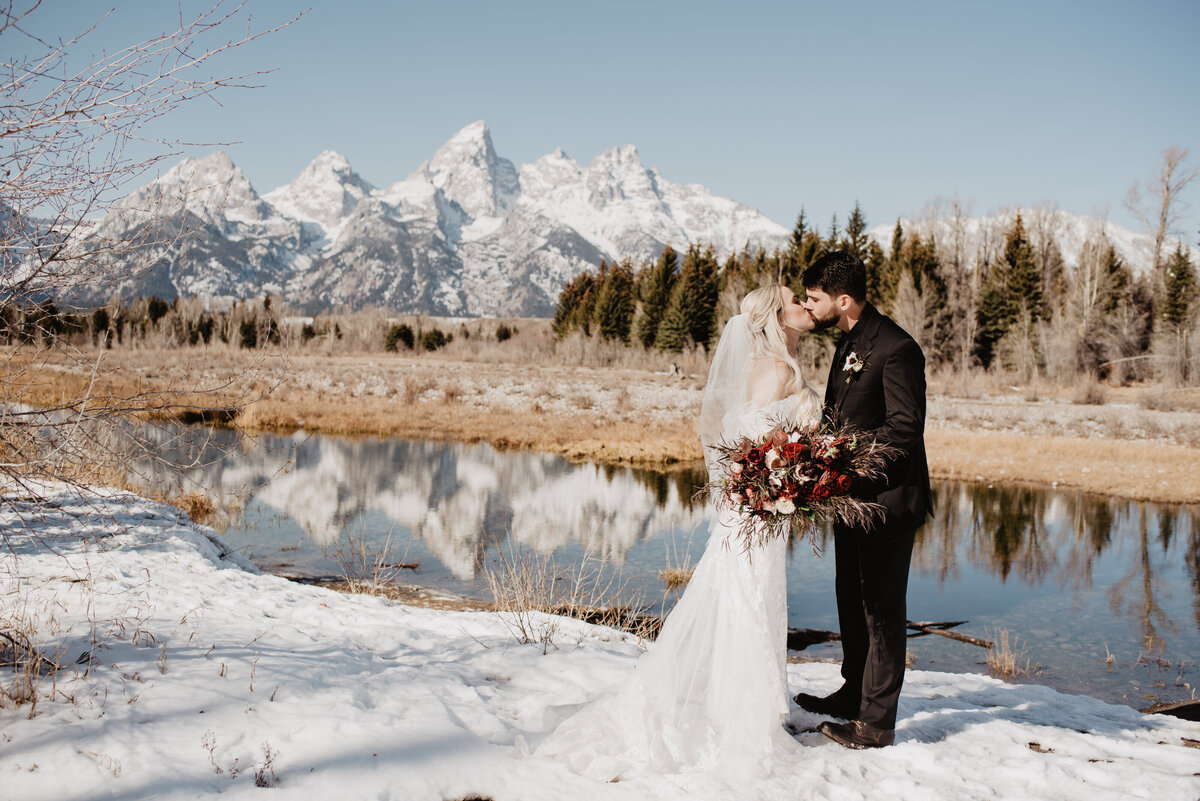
[141,426,1199,707]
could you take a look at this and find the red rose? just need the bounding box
[834,473,852,493]
[811,484,831,501]
[781,441,806,461]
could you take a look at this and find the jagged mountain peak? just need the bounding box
[78,123,795,316]
[421,121,520,220]
[112,150,267,224]
[590,143,643,167]
[264,150,373,231]
[307,149,353,171]
[160,150,244,190]
[443,119,491,146]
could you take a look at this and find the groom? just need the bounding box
[797,250,932,749]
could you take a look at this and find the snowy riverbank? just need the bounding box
[2,489,1198,801]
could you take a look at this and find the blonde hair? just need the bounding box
[740,284,805,396]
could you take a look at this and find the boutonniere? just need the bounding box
[842,351,868,384]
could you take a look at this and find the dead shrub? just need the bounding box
[483,543,655,650]
[329,526,414,596]
[657,536,695,591]
[173,491,216,525]
[403,375,436,404]
[1072,378,1107,406]
[986,629,1033,680]
[657,566,694,591]
[0,599,68,716]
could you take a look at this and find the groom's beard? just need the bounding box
[809,310,840,331]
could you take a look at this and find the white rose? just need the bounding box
[776,497,796,515]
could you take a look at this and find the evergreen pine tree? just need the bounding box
[595,259,636,342]
[1004,213,1042,321]
[906,232,946,307]
[1161,242,1196,331]
[974,281,1007,368]
[655,282,689,352]
[688,246,721,349]
[575,260,607,336]
[863,239,887,302]
[874,220,905,309]
[634,246,677,347]
[552,268,598,339]
[655,245,720,352]
[780,210,809,286]
[781,208,826,290]
[975,213,1040,366]
[843,202,869,259]
[1102,244,1131,314]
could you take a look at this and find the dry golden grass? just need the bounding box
[986,629,1033,680]
[657,566,695,591]
[171,492,217,526]
[0,353,246,423]
[240,395,700,466]
[927,430,1200,504]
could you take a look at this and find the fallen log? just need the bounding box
[787,621,993,652]
[907,621,993,649]
[787,628,840,650]
[1138,699,1200,722]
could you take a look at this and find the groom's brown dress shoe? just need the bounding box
[793,692,858,720]
[817,719,895,749]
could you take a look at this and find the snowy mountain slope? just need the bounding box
[63,122,791,315]
[57,121,1195,316]
[262,150,374,240]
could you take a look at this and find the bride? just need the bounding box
[535,284,822,780]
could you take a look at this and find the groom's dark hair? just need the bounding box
[802,250,867,302]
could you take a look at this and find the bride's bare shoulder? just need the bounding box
[748,357,793,382]
[747,358,792,406]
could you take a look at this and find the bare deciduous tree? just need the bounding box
[1,1,299,498]
[1027,203,1065,301]
[1124,145,1200,281]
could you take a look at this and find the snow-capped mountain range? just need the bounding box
[78,121,790,316]
[73,120,1195,317]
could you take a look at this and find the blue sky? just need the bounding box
[42,0,1200,237]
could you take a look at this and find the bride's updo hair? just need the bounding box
[740,284,805,397]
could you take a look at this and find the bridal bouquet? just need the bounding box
[706,422,900,552]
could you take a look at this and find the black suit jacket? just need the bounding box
[824,303,933,529]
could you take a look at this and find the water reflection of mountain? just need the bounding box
[134,424,1199,646]
[134,427,711,579]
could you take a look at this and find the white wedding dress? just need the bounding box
[535,374,822,781]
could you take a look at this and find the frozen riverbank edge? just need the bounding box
[3,488,1198,801]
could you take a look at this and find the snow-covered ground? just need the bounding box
[2,488,1198,801]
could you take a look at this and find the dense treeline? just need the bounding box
[0,295,283,350]
[0,294,516,355]
[552,204,1199,384]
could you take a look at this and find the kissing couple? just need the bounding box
[535,250,932,779]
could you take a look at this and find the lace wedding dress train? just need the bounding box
[535,389,822,781]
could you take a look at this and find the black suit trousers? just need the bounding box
[832,517,917,731]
